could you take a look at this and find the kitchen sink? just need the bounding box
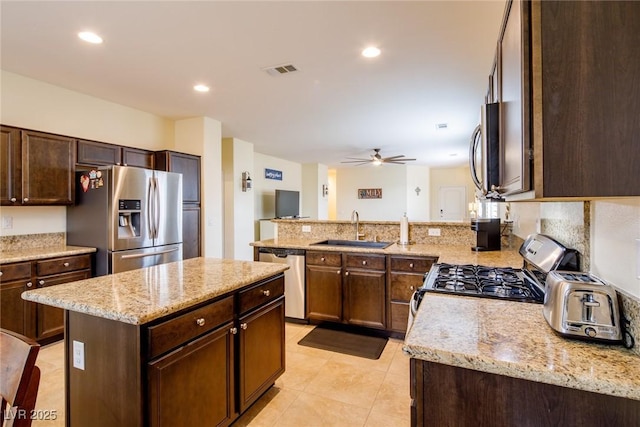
[310,239,394,249]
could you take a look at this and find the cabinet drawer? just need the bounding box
[0,262,32,282]
[36,270,91,288]
[306,251,341,267]
[345,254,385,270]
[238,275,284,315]
[36,254,91,276]
[390,256,435,273]
[147,295,234,359]
[390,273,424,301]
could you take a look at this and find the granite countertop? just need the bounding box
[403,293,640,401]
[22,258,288,325]
[0,245,97,264]
[251,238,524,267]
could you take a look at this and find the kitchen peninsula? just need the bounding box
[22,258,289,427]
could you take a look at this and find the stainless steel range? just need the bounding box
[409,234,579,322]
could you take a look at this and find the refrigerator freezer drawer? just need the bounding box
[111,244,183,274]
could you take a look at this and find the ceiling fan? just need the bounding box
[341,148,416,166]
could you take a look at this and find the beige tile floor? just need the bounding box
[31,322,410,426]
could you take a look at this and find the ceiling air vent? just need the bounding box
[263,63,299,76]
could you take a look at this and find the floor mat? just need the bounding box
[297,325,388,360]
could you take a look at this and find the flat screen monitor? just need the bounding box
[275,190,300,218]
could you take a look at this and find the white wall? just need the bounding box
[591,198,640,298]
[1,71,172,149]
[406,165,430,221]
[222,138,254,261]
[301,163,329,220]
[334,166,407,221]
[253,153,302,221]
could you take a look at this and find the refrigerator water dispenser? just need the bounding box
[118,199,141,239]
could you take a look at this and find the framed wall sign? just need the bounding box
[264,168,283,180]
[358,188,382,199]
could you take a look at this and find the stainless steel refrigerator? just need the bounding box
[67,165,183,276]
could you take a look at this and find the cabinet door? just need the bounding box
[1,126,22,205]
[499,0,531,196]
[122,147,154,169]
[306,264,342,322]
[0,279,29,335]
[389,273,423,333]
[35,269,91,341]
[148,322,235,427]
[155,151,201,204]
[21,130,75,205]
[344,269,386,330]
[238,297,285,413]
[77,139,122,166]
[182,206,201,259]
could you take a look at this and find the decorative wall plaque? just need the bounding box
[358,188,382,199]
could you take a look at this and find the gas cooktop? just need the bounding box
[423,263,545,303]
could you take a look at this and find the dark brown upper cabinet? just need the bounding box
[1,126,75,205]
[77,139,154,169]
[495,0,640,199]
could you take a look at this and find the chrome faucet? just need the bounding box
[350,210,364,240]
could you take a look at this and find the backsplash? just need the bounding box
[619,290,640,357]
[272,219,523,248]
[0,232,65,252]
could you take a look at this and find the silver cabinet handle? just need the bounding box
[230,327,238,335]
[345,271,349,276]
[336,269,341,274]
[196,318,205,327]
[39,280,45,286]
[321,257,325,262]
[240,323,248,330]
[10,197,16,202]
[362,260,367,265]
[23,197,29,202]
[410,286,415,291]
[26,282,33,288]
[0,271,3,277]
[262,290,270,297]
[409,263,414,268]
[63,262,70,267]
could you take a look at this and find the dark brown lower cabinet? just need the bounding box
[238,297,285,412]
[306,264,343,322]
[148,321,235,427]
[411,359,640,427]
[343,268,386,329]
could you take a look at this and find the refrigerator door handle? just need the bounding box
[120,247,180,259]
[147,178,156,239]
[155,177,161,240]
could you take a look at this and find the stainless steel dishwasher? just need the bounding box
[258,247,306,320]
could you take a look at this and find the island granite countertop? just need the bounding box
[403,293,640,401]
[251,238,524,267]
[0,245,96,264]
[22,257,288,325]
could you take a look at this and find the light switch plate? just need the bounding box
[1,216,12,229]
[428,228,441,237]
[73,340,85,370]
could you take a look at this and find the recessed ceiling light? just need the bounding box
[193,84,210,93]
[362,46,381,58]
[78,31,103,44]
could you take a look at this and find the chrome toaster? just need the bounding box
[543,271,622,343]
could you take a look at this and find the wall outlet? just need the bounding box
[73,340,85,370]
[302,225,311,233]
[1,216,13,229]
[428,228,441,237]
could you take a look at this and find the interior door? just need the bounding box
[438,186,467,221]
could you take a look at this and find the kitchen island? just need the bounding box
[22,257,289,427]
[404,293,640,426]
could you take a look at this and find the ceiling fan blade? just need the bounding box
[385,158,416,162]
[341,160,371,164]
[381,155,405,161]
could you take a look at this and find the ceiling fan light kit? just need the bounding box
[341,148,416,166]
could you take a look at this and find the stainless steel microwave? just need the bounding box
[469,102,501,198]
